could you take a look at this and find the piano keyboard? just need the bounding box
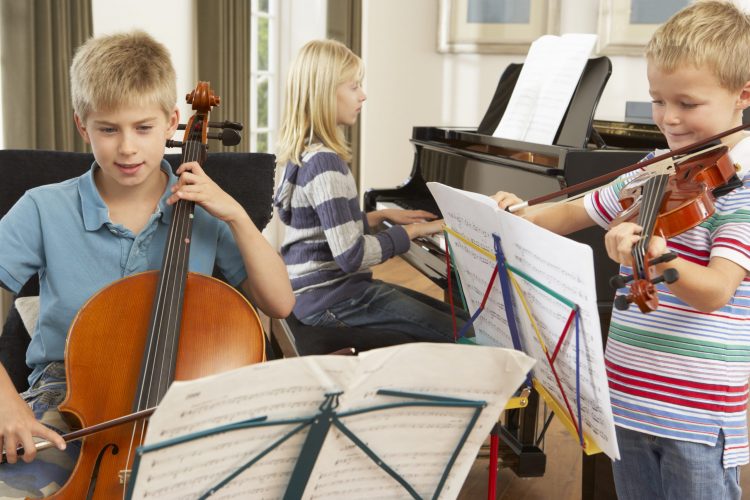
[375,201,446,249]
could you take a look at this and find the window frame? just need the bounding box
[250,0,278,153]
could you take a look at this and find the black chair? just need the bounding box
[270,313,421,357]
[0,149,276,392]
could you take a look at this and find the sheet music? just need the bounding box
[493,33,597,145]
[428,182,619,461]
[128,343,535,499]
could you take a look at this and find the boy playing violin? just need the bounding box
[0,30,294,497]
[494,2,750,498]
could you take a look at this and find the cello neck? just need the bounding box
[133,86,216,411]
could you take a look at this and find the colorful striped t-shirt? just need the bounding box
[583,137,750,468]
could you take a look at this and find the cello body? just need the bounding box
[45,272,264,499]
[38,81,265,499]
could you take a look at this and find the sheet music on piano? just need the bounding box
[493,33,597,145]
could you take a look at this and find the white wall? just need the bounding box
[359,0,650,194]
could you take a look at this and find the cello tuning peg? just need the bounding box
[207,129,242,147]
[176,121,243,132]
[208,120,243,131]
[166,139,183,148]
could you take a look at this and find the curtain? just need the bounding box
[196,0,251,153]
[328,0,362,182]
[0,0,91,321]
[0,0,92,151]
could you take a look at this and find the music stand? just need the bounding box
[123,343,535,499]
[127,390,487,499]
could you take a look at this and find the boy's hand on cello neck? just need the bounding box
[0,368,65,464]
[167,161,245,223]
[168,160,294,318]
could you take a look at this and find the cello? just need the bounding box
[41,81,265,499]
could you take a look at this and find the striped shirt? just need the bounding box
[274,147,410,319]
[583,137,750,468]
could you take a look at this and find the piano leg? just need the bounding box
[582,454,617,500]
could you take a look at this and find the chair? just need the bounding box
[269,313,420,357]
[0,149,276,392]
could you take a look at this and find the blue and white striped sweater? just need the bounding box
[274,148,410,318]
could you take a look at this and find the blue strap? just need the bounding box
[493,234,532,387]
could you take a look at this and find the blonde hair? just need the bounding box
[276,39,364,166]
[646,1,750,91]
[70,30,177,121]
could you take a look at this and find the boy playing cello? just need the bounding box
[0,30,293,497]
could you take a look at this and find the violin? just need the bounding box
[610,144,739,312]
[507,123,749,314]
[33,81,265,499]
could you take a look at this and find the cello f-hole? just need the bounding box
[86,443,119,500]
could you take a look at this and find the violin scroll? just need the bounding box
[612,251,680,312]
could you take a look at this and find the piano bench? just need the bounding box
[269,314,420,357]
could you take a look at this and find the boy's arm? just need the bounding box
[492,192,595,235]
[167,162,295,319]
[0,366,65,463]
[606,223,747,312]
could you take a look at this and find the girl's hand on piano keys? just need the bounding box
[378,209,438,225]
[404,219,445,240]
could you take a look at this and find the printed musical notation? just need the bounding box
[127,343,535,499]
[428,182,619,461]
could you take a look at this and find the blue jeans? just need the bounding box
[299,280,469,343]
[612,426,741,500]
[0,362,80,499]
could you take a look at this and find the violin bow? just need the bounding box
[507,122,750,213]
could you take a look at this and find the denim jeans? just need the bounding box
[612,426,741,500]
[299,280,470,343]
[0,362,80,499]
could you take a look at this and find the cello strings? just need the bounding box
[126,116,206,476]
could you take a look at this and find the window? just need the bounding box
[250,0,277,153]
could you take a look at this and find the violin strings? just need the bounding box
[633,174,668,280]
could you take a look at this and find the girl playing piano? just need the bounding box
[274,39,467,342]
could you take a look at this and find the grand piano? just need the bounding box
[363,57,665,497]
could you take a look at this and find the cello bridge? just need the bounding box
[119,469,132,485]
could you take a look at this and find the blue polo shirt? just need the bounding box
[0,161,248,385]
